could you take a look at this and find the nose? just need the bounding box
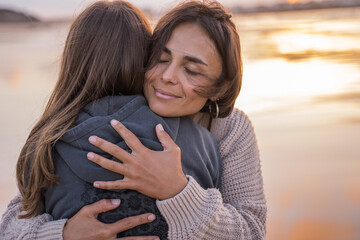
[161,62,178,84]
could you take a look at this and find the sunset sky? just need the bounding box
[0,0,325,19]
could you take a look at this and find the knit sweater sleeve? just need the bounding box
[0,193,66,240]
[156,109,267,239]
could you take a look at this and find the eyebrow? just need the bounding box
[164,47,208,66]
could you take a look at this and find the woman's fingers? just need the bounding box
[89,136,132,163]
[64,199,159,240]
[87,152,127,174]
[108,213,158,238]
[88,121,186,200]
[81,199,121,217]
[93,178,133,190]
[87,151,133,190]
[110,120,144,152]
[155,123,177,151]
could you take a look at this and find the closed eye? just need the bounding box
[185,68,200,76]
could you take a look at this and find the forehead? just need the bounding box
[166,23,221,67]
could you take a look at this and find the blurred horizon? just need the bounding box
[0,3,359,240]
[0,0,358,20]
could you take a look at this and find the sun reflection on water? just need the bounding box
[274,33,358,53]
[234,8,360,239]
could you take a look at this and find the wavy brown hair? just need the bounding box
[16,0,151,218]
[149,0,242,118]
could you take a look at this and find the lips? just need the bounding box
[153,87,180,100]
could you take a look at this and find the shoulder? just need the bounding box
[210,108,254,143]
[81,94,146,117]
[66,94,148,136]
[210,109,258,158]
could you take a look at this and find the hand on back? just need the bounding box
[63,198,159,240]
[87,120,188,200]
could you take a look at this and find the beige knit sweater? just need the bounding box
[0,109,266,239]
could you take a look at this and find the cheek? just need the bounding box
[195,97,208,108]
[144,68,157,96]
[145,69,155,84]
[186,89,208,109]
[145,64,164,83]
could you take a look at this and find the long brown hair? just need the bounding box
[16,0,151,218]
[149,0,242,118]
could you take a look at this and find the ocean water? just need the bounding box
[0,7,359,239]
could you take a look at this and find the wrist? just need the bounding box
[175,174,189,197]
[160,174,188,200]
[156,176,222,232]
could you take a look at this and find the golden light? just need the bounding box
[287,0,298,4]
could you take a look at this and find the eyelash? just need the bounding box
[158,58,200,76]
[185,68,199,76]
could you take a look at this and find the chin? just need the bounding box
[154,110,176,118]
[149,103,172,117]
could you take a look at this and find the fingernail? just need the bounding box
[153,238,160,240]
[157,123,164,131]
[87,152,94,160]
[148,214,156,221]
[94,182,100,188]
[89,136,96,143]
[111,199,120,205]
[111,119,119,126]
